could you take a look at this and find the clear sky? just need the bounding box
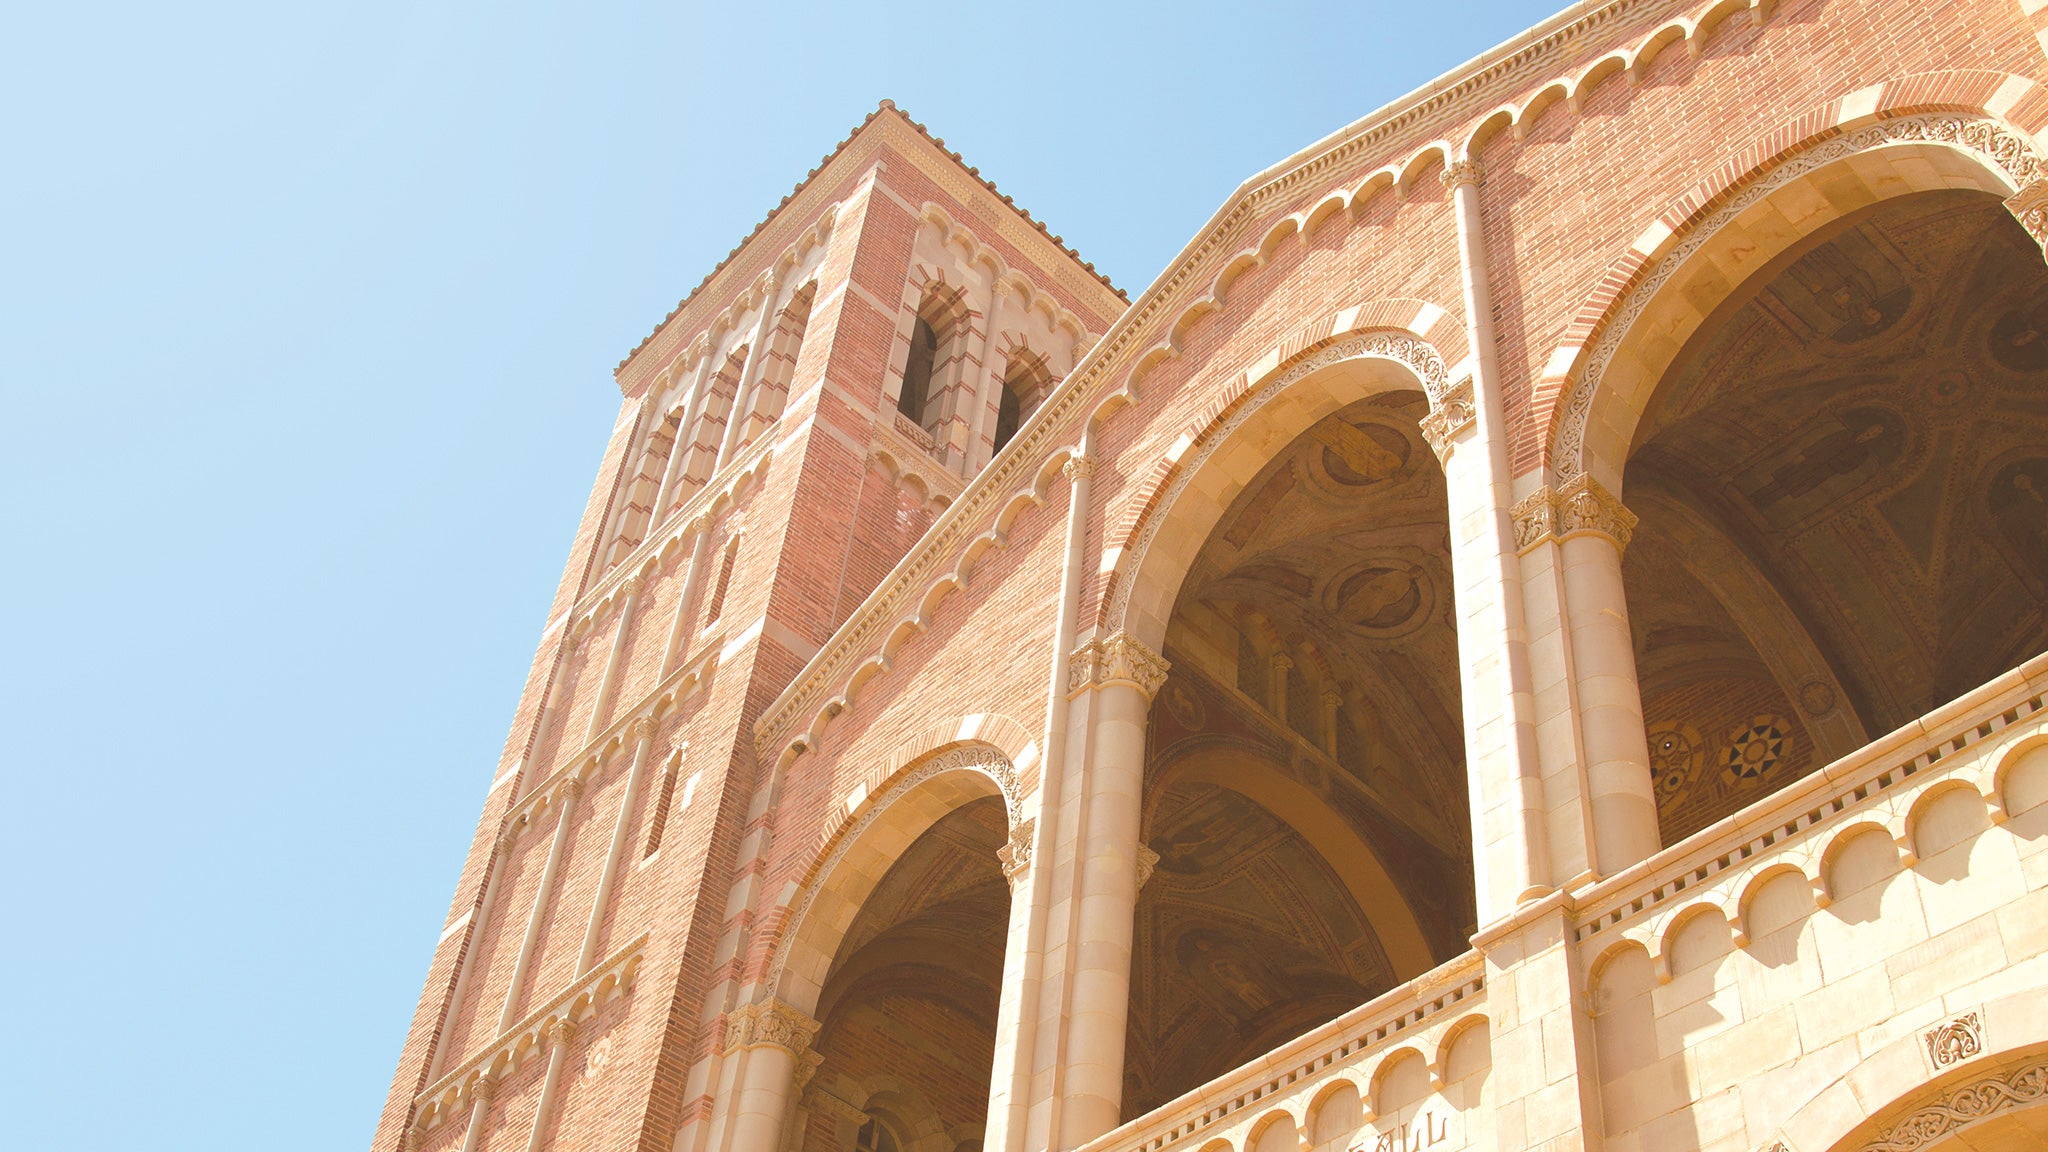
[1,2,1558,1147]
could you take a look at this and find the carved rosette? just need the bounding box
[2005,178,2048,259]
[997,817,1035,887]
[724,997,821,1058]
[1068,632,1171,700]
[1511,475,1636,555]
[1441,159,1486,190]
[1135,844,1161,890]
[1419,381,1476,461]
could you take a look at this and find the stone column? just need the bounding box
[959,280,1011,472]
[1436,158,1553,922]
[522,1018,577,1152]
[423,825,519,1085]
[659,518,715,677]
[989,453,1093,1152]
[1056,632,1169,1148]
[1514,476,1660,876]
[585,576,643,742]
[722,998,821,1152]
[456,1073,495,1152]
[575,716,658,974]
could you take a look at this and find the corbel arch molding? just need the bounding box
[1098,310,1461,651]
[1540,80,2048,488]
[760,739,1026,1017]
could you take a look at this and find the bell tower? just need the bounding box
[371,101,1122,1152]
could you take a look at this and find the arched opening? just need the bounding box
[798,796,1010,1152]
[897,286,970,442]
[899,316,940,424]
[1125,360,1474,1116]
[1622,186,2048,844]
[991,350,1051,457]
[741,281,816,447]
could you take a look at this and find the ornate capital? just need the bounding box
[468,1073,496,1104]
[556,776,584,805]
[2006,179,2048,258]
[496,821,523,854]
[794,1049,826,1094]
[1068,632,1171,700]
[1063,454,1095,481]
[616,574,645,600]
[548,1017,579,1047]
[626,714,658,744]
[1511,475,1636,554]
[997,818,1035,887]
[1510,485,1560,552]
[1441,159,1485,189]
[724,997,821,1058]
[1135,844,1161,890]
[1418,380,1476,461]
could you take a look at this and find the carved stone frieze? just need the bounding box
[1069,632,1172,700]
[997,817,1035,886]
[1860,1057,2048,1152]
[724,997,821,1057]
[2004,179,2048,258]
[1419,380,1476,461]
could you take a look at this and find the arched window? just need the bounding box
[855,1115,902,1152]
[703,537,739,625]
[898,316,940,424]
[991,349,1052,457]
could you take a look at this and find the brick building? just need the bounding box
[373,1,2048,1150]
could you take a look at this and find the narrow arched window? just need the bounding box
[992,349,1052,457]
[993,379,1022,454]
[898,316,939,423]
[704,538,739,625]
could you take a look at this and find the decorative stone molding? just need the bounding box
[547,1018,578,1048]
[1068,632,1171,700]
[2004,179,2048,257]
[794,1049,825,1094]
[1556,114,2048,480]
[1419,380,1476,461]
[1063,454,1095,481]
[1511,474,1637,554]
[625,714,659,744]
[763,744,1021,994]
[1859,1057,2048,1151]
[1925,1012,1984,1069]
[1135,844,1161,890]
[997,817,1035,887]
[1440,159,1485,189]
[724,997,821,1057]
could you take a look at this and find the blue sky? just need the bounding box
[0,2,1557,1147]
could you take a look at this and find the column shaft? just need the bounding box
[574,726,656,974]
[1561,530,1660,872]
[522,1023,576,1152]
[658,527,715,677]
[650,353,718,527]
[584,581,642,744]
[717,280,782,469]
[498,779,582,1032]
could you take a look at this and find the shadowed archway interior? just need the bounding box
[1132,388,1475,1117]
[800,797,1009,1152]
[1626,188,2048,845]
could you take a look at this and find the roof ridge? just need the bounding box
[618,100,1126,373]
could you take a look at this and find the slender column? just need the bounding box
[498,777,584,1031]
[456,1075,495,1152]
[650,351,718,527]
[720,998,821,1152]
[522,1018,577,1152]
[584,576,643,743]
[959,280,1010,472]
[1525,477,1660,872]
[717,276,782,469]
[574,717,657,974]
[986,452,1092,1152]
[1438,158,1552,920]
[422,828,516,1086]
[1056,632,1169,1148]
[658,520,715,677]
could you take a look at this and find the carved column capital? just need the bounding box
[1512,475,1637,554]
[2006,178,2048,259]
[547,1017,579,1047]
[1063,454,1096,481]
[625,714,659,744]
[724,997,821,1058]
[1418,380,1476,461]
[1441,159,1486,189]
[1068,632,1171,700]
[997,818,1036,888]
[468,1072,496,1104]
[1135,844,1161,890]
[616,574,645,600]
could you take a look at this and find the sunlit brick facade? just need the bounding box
[376,3,2048,1150]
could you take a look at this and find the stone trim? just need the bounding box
[1861,1058,2048,1152]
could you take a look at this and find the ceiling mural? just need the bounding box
[802,798,1009,1152]
[1134,390,1474,1116]
[1627,188,2048,843]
